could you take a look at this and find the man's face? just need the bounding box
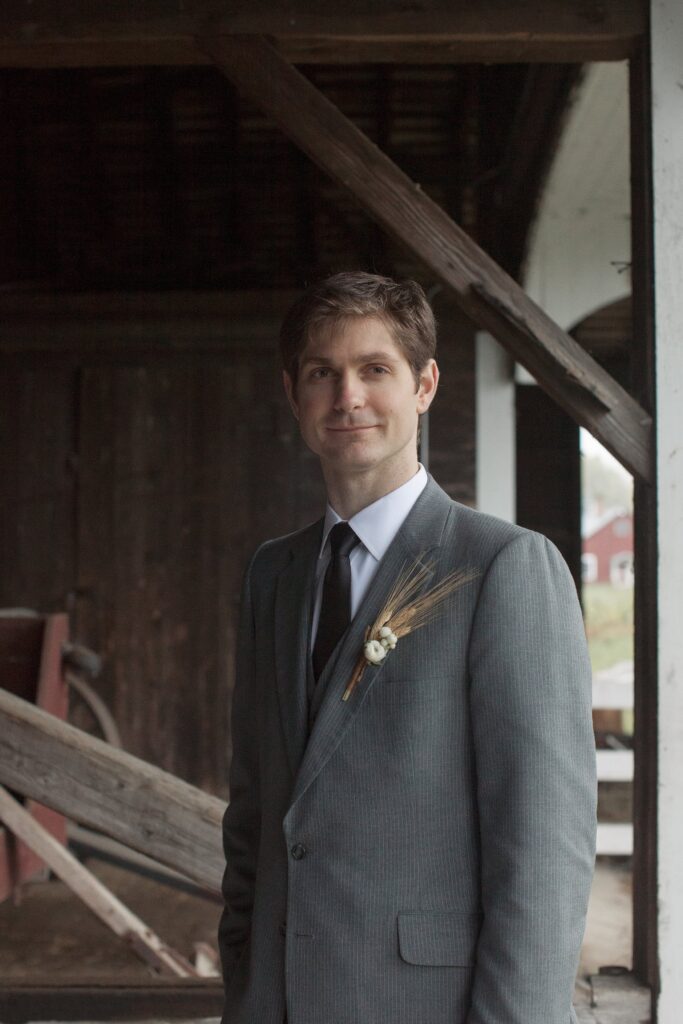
[283,316,438,479]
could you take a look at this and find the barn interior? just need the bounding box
[0,60,591,788]
[0,5,661,1022]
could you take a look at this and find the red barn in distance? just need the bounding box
[582,510,634,586]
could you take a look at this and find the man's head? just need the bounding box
[280,272,439,494]
[279,271,437,396]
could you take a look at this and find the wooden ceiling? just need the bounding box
[0,62,579,293]
[0,1,644,67]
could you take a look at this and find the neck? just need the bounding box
[322,457,420,520]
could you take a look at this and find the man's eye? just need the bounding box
[368,365,389,375]
[311,367,331,379]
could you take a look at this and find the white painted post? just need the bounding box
[651,1,683,1019]
[475,331,516,523]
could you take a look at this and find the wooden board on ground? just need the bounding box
[0,981,223,1023]
[0,786,199,978]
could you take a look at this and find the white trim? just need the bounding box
[596,823,633,856]
[652,0,683,1017]
[523,63,631,333]
[596,749,634,782]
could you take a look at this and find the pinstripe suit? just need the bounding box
[219,475,597,1024]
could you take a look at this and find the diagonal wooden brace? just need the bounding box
[0,785,200,978]
[0,688,225,892]
[200,33,652,484]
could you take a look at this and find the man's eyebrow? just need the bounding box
[300,351,400,367]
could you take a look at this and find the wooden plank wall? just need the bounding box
[515,384,582,590]
[0,308,475,795]
[0,368,77,611]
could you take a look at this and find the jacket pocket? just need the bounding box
[397,910,482,966]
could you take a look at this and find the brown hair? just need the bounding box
[279,271,437,392]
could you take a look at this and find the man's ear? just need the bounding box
[283,370,299,420]
[416,359,439,414]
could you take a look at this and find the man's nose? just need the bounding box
[333,373,364,411]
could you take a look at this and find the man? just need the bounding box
[219,271,597,1024]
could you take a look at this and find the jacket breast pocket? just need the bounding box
[397,910,482,967]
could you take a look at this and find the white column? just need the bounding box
[475,331,516,523]
[652,0,683,1019]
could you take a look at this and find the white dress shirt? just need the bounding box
[311,464,428,645]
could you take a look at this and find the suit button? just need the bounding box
[279,920,287,936]
[290,843,307,860]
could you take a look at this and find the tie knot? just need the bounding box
[328,521,359,559]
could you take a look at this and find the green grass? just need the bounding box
[583,583,634,672]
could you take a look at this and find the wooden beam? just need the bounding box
[0,688,225,893]
[0,0,645,67]
[0,785,200,978]
[0,981,224,1023]
[629,41,658,996]
[202,34,653,484]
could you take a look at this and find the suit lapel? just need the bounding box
[274,520,322,778]
[288,476,453,811]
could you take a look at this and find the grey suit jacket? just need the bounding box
[219,475,597,1024]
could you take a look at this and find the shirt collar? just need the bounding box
[318,464,428,562]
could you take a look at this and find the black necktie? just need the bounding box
[312,522,359,681]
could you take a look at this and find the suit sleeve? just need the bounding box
[466,532,597,1024]
[218,549,261,984]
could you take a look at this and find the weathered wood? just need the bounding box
[202,33,652,483]
[0,981,224,1023]
[15,613,70,887]
[0,688,225,892]
[629,42,658,993]
[0,292,332,791]
[0,785,199,978]
[0,0,645,67]
[0,369,77,604]
[66,822,215,897]
[0,613,71,899]
[73,363,254,789]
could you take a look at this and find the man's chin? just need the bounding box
[320,445,380,472]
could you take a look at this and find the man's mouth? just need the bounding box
[326,424,378,432]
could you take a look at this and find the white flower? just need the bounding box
[379,626,398,649]
[364,639,387,664]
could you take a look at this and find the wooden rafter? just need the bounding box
[0,0,645,68]
[201,34,652,483]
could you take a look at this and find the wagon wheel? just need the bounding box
[62,643,122,749]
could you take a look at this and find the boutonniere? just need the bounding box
[342,558,479,701]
